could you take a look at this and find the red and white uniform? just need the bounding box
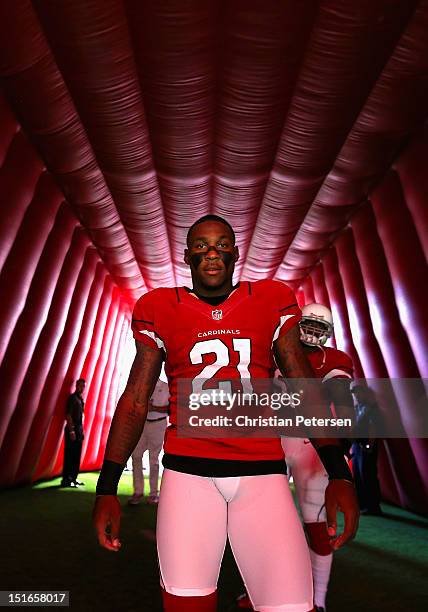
[282,346,353,522]
[307,346,353,384]
[282,346,353,611]
[132,280,314,612]
[132,280,300,464]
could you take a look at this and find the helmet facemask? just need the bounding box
[299,317,333,346]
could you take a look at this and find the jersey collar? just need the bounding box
[176,282,251,321]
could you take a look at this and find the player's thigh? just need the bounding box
[291,442,328,523]
[228,474,313,611]
[157,469,227,595]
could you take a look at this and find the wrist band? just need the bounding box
[96,459,125,495]
[316,445,353,481]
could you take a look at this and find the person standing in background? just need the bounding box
[61,378,86,488]
[128,378,169,505]
[350,384,383,516]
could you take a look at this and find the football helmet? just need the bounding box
[300,303,333,346]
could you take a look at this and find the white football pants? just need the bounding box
[157,469,313,612]
[281,438,328,523]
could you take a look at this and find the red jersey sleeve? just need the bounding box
[131,290,165,351]
[271,280,302,343]
[322,349,354,382]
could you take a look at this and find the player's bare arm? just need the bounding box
[274,326,359,550]
[274,324,314,376]
[93,341,163,552]
[274,326,339,446]
[324,377,355,423]
[104,341,163,463]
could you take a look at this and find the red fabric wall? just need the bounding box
[301,138,428,513]
[0,100,131,487]
[0,94,426,515]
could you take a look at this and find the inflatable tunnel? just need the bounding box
[0,0,427,515]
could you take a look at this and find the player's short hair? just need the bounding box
[76,378,86,385]
[186,215,236,246]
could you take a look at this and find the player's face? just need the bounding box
[185,221,238,293]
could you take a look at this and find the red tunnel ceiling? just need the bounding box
[0,1,427,511]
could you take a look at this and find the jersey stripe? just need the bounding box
[138,329,165,350]
[279,303,298,312]
[322,368,352,383]
[272,314,297,343]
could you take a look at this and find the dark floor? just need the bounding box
[1,472,427,611]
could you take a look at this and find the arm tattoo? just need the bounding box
[274,325,314,378]
[104,341,163,464]
[274,326,339,448]
[325,378,355,422]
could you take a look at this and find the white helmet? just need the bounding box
[300,303,333,346]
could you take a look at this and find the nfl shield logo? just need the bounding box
[212,309,223,320]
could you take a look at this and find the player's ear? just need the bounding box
[184,248,190,265]
[234,245,239,262]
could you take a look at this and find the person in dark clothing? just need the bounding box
[61,378,86,488]
[350,383,382,515]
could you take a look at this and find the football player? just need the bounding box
[284,304,354,612]
[93,215,359,612]
[237,304,354,612]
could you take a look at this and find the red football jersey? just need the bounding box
[306,346,353,382]
[132,280,301,461]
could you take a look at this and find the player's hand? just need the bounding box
[93,495,122,552]
[325,479,359,551]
